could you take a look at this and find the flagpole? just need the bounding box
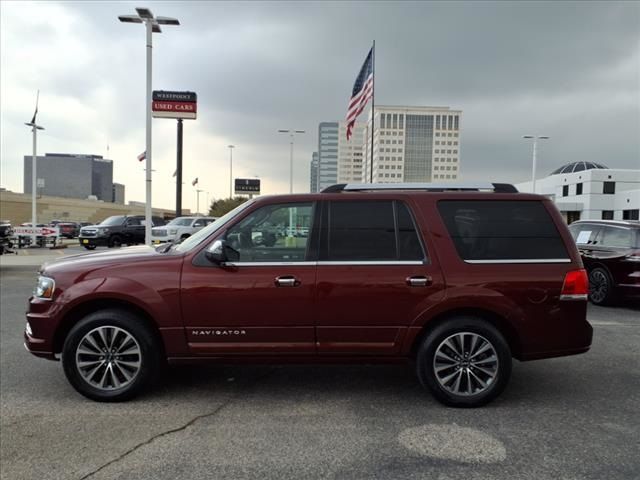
[370,40,375,184]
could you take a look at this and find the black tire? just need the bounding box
[108,235,123,248]
[416,316,512,408]
[62,309,162,402]
[180,234,190,240]
[83,244,96,250]
[588,267,614,305]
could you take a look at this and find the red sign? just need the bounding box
[13,227,59,237]
[152,101,197,113]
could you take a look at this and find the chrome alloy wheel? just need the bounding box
[433,332,499,396]
[589,269,609,304]
[75,326,142,391]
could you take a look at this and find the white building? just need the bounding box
[362,105,462,184]
[337,121,365,184]
[515,161,640,222]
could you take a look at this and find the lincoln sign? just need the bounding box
[152,91,197,119]
[235,178,261,195]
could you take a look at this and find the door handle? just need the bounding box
[406,276,432,287]
[275,276,301,287]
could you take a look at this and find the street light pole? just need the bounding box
[119,8,180,245]
[523,135,550,193]
[278,129,305,194]
[228,145,235,198]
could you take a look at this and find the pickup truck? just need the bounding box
[151,216,216,244]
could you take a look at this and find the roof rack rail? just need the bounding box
[320,183,518,193]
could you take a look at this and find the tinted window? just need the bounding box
[576,183,583,195]
[324,201,425,261]
[225,203,313,262]
[562,185,569,197]
[438,200,569,261]
[601,211,614,220]
[327,201,395,260]
[397,202,425,260]
[126,218,141,226]
[603,182,615,194]
[600,226,633,248]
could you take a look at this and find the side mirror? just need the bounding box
[205,239,240,264]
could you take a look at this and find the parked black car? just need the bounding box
[568,220,640,305]
[79,215,165,250]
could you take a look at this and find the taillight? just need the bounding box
[560,269,589,301]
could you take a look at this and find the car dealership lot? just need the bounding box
[1,264,639,480]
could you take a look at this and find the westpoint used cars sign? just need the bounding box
[152,91,197,119]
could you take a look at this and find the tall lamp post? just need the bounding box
[118,7,180,245]
[228,145,235,198]
[25,94,44,246]
[523,135,550,193]
[278,129,305,194]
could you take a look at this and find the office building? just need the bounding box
[337,121,365,184]
[515,162,640,222]
[317,122,339,191]
[362,106,462,183]
[112,183,125,204]
[23,153,114,201]
[310,152,319,193]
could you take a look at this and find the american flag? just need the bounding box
[192,177,198,186]
[345,47,374,140]
[137,151,146,162]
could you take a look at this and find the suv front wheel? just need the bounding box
[62,309,161,402]
[416,317,512,408]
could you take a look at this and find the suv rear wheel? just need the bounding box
[416,317,512,407]
[62,309,161,402]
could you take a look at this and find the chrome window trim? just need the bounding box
[226,260,426,267]
[226,261,317,267]
[317,260,425,266]
[464,258,571,264]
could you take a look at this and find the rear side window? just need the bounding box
[438,200,569,261]
[323,200,425,261]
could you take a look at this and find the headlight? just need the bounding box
[34,276,55,300]
[169,229,178,235]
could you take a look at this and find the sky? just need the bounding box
[1,0,639,212]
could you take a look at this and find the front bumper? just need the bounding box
[79,236,108,247]
[24,295,62,361]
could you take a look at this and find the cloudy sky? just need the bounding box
[1,1,638,212]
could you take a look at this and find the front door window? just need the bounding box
[225,203,313,262]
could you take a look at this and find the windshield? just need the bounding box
[175,200,256,253]
[99,216,126,226]
[167,217,194,226]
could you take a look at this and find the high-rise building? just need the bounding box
[23,153,114,201]
[362,106,462,183]
[317,122,339,191]
[112,183,125,204]
[310,152,319,193]
[337,121,365,184]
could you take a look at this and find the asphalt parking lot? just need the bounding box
[1,252,639,480]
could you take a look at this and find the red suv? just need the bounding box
[25,183,592,407]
